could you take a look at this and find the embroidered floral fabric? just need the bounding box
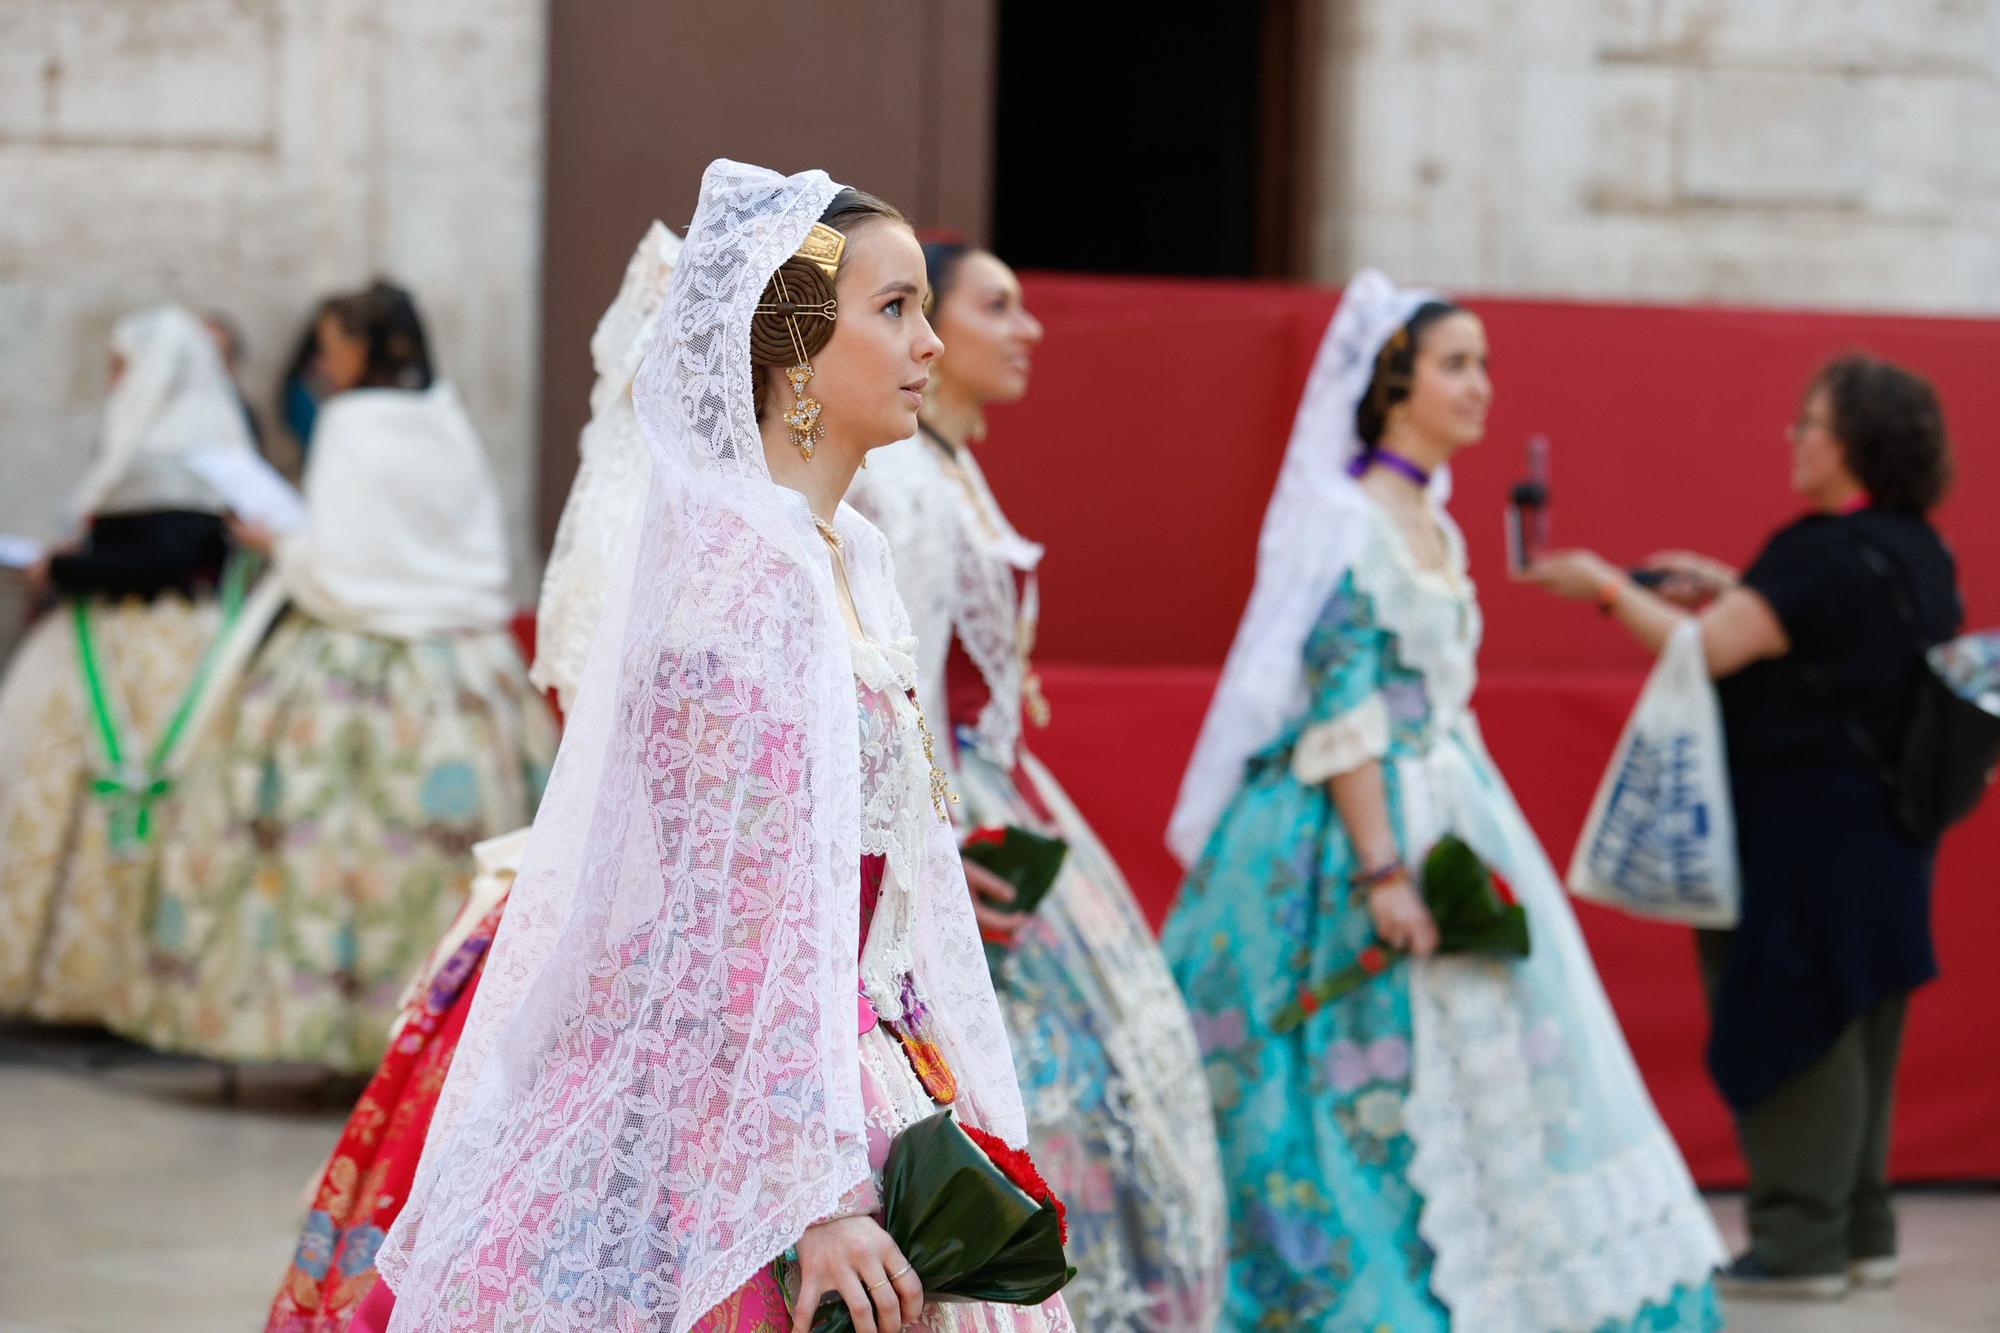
[267,904,504,1331]
[1164,501,1725,1332]
[114,618,553,1071]
[0,596,220,1022]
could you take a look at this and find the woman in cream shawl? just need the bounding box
[115,282,556,1073]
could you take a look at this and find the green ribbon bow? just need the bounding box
[75,555,253,853]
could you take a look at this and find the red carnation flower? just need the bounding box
[963,827,1008,850]
[963,1123,1069,1244]
[1491,872,1519,909]
[1357,946,1390,975]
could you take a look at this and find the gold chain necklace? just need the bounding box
[913,697,957,820]
[813,512,957,819]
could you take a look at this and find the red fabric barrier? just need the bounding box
[521,278,2000,1184]
[962,277,1998,1185]
[1026,662,2000,1189]
[978,276,2000,674]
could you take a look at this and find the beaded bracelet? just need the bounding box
[1350,857,1407,891]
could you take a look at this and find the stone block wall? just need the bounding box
[0,0,545,597]
[1311,0,2000,312]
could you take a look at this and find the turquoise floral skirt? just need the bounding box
[1163,746,1722,1332]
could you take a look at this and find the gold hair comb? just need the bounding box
[795,222,846,279]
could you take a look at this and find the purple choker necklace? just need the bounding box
[1347,448,1432,487]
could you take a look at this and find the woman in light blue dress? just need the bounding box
[1162,270,1727,1332]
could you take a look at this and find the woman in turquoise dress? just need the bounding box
[1162,270,1727,1331]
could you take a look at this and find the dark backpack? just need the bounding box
[1806,530,2000,842]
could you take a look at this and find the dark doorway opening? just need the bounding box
[991,2,1316,279]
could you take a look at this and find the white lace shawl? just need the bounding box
[848,432,1044,773]
[1287,503,1479,785]
[531,221,682,710]
[377,161,1029,1333]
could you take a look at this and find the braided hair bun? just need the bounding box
[1354,299,1462,447]
[749,255,837,418]
[748,188,910,419]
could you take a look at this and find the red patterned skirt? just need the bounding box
[264,901,503,1331]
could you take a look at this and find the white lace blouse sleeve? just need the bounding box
[1290,691,1391,784]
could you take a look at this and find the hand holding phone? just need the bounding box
[1505,436,1551,573]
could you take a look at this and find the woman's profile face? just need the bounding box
[316,312,369,395]
[1398,311,1491,453]
[808,221,943,452]
[930,251,1043,410]
[1788,386,1849,499]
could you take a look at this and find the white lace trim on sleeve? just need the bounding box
[1290,691,1391,784]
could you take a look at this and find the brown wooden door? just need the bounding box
[537,0,997,546]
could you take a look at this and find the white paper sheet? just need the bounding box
[0,534,44,570]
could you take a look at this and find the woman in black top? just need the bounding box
[0,305,258,1025]
[1527,355,1962,1301]
[37,509,229,603]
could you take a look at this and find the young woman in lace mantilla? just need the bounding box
[372,162,1073,1333]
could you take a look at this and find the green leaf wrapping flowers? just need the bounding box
[1270,834,1531,1033]
[809,1112,1076,1333]
[960,826,1069,974]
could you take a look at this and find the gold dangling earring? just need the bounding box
[782,362,822,460]
[752,223,845,461]
[773,269,824,461]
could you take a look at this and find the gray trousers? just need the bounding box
[1697,930,1908,1276]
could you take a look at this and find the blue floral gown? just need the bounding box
[1163,500,1725,1332]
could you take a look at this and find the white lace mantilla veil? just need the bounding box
[377,160,1031,1333]
[530,219,683,710]
[1167,269,1441,866]
[69,303,258,521]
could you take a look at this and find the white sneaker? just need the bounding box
[1849,1255,1899,1289]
